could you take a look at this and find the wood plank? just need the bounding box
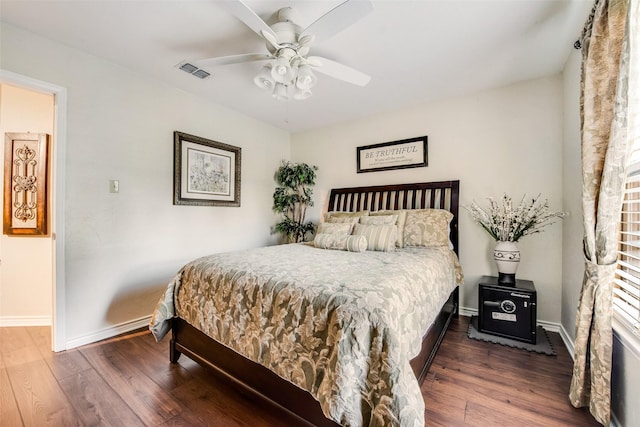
[26,325,93,381]
[157,411,224,427]
[462,400,579,427]
[6,358,81,426]
[26,326,51,352]
[42,349,93,382]
[169,376,305,427]
[0,327,34,354]
[58,368,145,427]
[80,341,183,425]
[114,331,194,391]
[422,387,467,425]
[1,343,43,368]
[0,367,23,426]
[0,326,43,372]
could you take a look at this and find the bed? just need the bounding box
[150,180,462,427]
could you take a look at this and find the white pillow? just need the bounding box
[317,222,352,235]
[359,214,398,225]
[324,211,369,223]
[352,224,398,252]
[370,210,407,248]
[314,233,368,252]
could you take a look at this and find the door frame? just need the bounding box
[1,69,67,351]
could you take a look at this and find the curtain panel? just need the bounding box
[569,0,635,424]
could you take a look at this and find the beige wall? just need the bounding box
[291,76,565,325]
[0,84,54,324]
[1,22,291,347]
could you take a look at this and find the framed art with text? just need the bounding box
[3,132,50,236]
[173,131,241,207]
[357,136,428,173]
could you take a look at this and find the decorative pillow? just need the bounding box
[314,233,368,252]
[317,222,353,235]
[325,215,360,224]
[359,214,398,225]
[325,211,369,223]
[403,209,453,247]
[352,224,398,252]
[370,210,407,248]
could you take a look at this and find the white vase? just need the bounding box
[493,241,520,285]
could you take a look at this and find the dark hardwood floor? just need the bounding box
[0,316,600,426]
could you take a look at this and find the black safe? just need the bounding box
[478,276,537,344]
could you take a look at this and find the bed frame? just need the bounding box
[170,180,460,426]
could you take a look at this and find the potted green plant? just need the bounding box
[272,160,318,243]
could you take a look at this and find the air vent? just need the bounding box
[177,62,211,80]
[192,69,211,79]
[179,62,198,73]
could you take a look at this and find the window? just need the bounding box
[616,145,640,337]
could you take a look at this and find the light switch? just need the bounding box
[110,179,119,193]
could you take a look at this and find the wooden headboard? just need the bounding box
[327,180,460,254]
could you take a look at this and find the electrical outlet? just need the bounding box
[109,179,119,193]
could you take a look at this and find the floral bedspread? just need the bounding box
[150,243,463,427]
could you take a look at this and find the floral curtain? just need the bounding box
[569,0,637,424]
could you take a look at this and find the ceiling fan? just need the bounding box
[178,0,374,101]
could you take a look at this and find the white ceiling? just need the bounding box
[0,0,593,132]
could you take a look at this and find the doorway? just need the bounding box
[0,70,67,351]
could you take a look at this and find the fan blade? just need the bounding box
[195,53,272,66]
[298,46,310,57]
[307,56,371,87]
[298,34,315,48]
[261,30,281,50]
[222,0,277,40]
[300,0,373,43]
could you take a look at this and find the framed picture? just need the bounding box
[173,131,241,207]
[3,132,50,236]
[357,136,428,173]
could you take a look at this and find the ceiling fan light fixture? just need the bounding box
[293,87,312,100]
[272,82,289,101]
[271,56,294,83]
[296,65,317,90]
[254,64,275,90]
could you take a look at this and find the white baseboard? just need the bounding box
[0,315,52,327]
[65,315,151,350]
[459,306,477,317]
[559,324,576,360]
[537,319,561,333]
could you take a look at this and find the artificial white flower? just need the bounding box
[464,194,567,242]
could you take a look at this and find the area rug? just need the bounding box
[467,316,556,356]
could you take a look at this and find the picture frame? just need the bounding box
[3,132,50,236]
[173,131,241,207]
[356,136,428,173]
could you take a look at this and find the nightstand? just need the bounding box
[478,275,537,344]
